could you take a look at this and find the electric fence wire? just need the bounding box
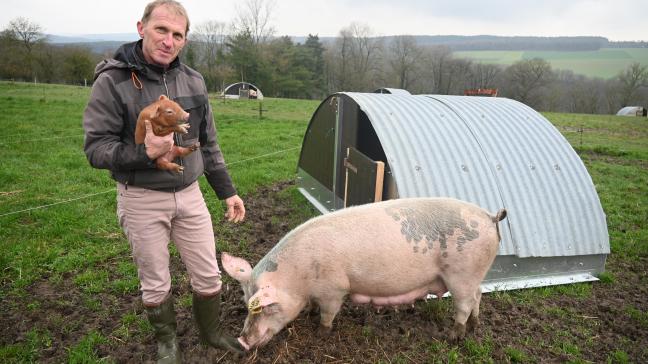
[0,146,300,217]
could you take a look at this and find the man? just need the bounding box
[83,1,245,362]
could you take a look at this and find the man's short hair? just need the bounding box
[141,0,190,34]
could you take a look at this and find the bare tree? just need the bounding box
[193,21,229,69]
[616,62,648,107]
[327,23,382,92]
[552,70,604,114]
[6,17,44,54]
[426,45,453,93]
[191,20,233,90]
[387,35,422,90]
[3,17,45,81]
[503,58,554,109]
[443,57,473,94]
[234,0,276,46]
[469,62,502,89]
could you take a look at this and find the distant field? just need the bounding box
[455,48,648,79]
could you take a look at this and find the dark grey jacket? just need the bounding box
[83,41,236,199]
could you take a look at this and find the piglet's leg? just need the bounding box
[174,123,190,134]
[155,157,184,173]
[173,143,200,158]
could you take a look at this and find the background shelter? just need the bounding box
[222,82,264,100]
[616,106,646,117]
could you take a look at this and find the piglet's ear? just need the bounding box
[247,285,277,314]
[221,253,252,283]
[159,95,168,100]
[149,106,159,120]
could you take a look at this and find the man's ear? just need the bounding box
[136,21,145,38]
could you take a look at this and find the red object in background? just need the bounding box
[464,88,498,97]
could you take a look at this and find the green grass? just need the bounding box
[1,81,647,362]
[455,48,648,78]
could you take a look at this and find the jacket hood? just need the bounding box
[93,40,181,80]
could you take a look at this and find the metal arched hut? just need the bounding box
[222,82,264,100]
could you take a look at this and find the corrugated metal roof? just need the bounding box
[342,93,609,258]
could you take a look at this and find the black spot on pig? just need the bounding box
[386,201,480,254]
[259,259,278,272]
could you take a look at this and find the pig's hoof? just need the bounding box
[446,326,466,343]
[316,325,332,337]
[190,142,200,151]
[174,166,184,173]
[466,316,480,332]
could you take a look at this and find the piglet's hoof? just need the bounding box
[176,123,190,134]
[189,142,200,151]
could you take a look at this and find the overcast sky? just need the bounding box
[2,0,646,41]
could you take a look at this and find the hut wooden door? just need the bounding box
[343,147,385,207]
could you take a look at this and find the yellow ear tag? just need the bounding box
[248,297,262,315]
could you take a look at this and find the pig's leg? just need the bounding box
[447,285,480,342]
[315,295,344,334]
[466,288,482,332]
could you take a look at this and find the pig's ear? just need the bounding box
[221,252,252,283]
[159,95,168,100]
[247,285,278,314]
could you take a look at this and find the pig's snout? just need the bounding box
[237,337,250,351]
[181,111,189,121]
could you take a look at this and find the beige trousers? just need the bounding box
[116,182,223,305]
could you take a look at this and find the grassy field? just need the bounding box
[455,47,648,79]
[0,81,647,362]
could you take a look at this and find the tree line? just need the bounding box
[1,4,647,115]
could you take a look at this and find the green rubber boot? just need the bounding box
[192,292,245,354]
[145,295,181,364]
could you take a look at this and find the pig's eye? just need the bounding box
[165,109,173,114]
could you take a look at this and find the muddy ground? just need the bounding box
[2,180,647,363]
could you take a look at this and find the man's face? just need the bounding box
[137,5,187,68]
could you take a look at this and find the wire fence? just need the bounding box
[0,133,85,146]
[0,146,300,218]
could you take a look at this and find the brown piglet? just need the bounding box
[134,95,200,173]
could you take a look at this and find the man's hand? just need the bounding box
[224,195,246,223]
[144,120,174,159]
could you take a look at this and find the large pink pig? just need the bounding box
[222,197,507,350]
